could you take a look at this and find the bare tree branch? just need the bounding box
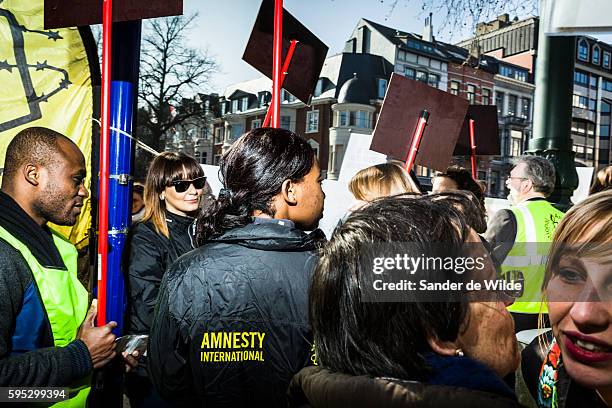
[137,13,219,152]
[386,0,538,40]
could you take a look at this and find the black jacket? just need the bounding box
[520,332,606,408]
[148,219,324,407]
[288,366,525,408]
[125,211,196,336]
[0,192,91,386]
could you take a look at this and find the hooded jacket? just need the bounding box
[148,219,324,407]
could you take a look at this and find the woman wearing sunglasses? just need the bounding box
[148,128,326,407]
[124,151,206,408]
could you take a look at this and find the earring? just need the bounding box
[455,349,464,357]
[160,194,165,201]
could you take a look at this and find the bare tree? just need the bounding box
[138,13,218,152]
[386,0,538,39]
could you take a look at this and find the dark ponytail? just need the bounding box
[196,127,315,245]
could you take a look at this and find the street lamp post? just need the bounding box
[528,8,579,209]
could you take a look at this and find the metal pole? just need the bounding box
[404,110,429,170]
[263,39,298,127]
[271,0,283,128]
[469,118,477,178]
[528,0,578,208]
[97,0,113,326]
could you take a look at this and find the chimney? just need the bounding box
[422,12,433,43]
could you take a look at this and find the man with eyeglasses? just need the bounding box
[484,155,564,332]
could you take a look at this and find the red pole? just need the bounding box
[404,110,430,171]
[97,0,113,326]
[263,39,298,128]
[469,118,477,179]
[271,0,283,128]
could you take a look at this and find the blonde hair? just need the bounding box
[589,166,612,195]
[538,190,612,349]
[141,152,204,238]
[543,190,612,289]
[349,163,420,201]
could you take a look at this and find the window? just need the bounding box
[306,110,319,133]
[578,39,589,61]
[511,137,522,157]
[574,70,588,87]
[499,65,528,82]
[573,94,588,109]
[242,96,249,110]
[232,99,239,112]
[280,115,291,130]
[251,119,262,130]
[397,50,406,61]
[482,88,491,105]
[202,152,208,164]
[258,92,269,107]
[593,45,601,65]
[604,51,611,69]
[589,98,597,111]
[428,73,439,88]
[339,111,348,127]
[377,78,388,99]
[281,90,296,103]
[406,39,434,53]
[587,122,595,137]
[214,154,221,165]
[416,71,428,83]
[314,79,324,97]
[508,94,518,117]
[356,111,368,128]
[521,98,531,120]
[220,102,227,115]
[404,67,416,79]
[572,120,586,134]
[586,147,594,160]
[214,127,223,143]
[604,79,612,92]
[466,84,476,104]
[496,92,505,115]
[590,75,598,89]
[230,124,243,140]
[450,81,460,96]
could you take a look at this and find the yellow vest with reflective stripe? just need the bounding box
[502,200,564,314]
[0,226,90,407]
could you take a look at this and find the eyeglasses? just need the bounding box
[170,176,206,193]
[507,176,528,182]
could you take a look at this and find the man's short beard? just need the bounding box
[34,191,75,226]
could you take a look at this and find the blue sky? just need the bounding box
[183,0,475,92]
[182,0,611,93]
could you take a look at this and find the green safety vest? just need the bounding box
[0,225,90,407]
[502,200,564,314]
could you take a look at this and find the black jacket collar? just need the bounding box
[0,191,65,268]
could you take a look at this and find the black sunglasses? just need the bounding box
[170,176,206,193]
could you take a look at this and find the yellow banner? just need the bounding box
[0,0,94,249]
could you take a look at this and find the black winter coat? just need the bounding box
[289,366,526,408]
[148,219,324,407]
[125,211,196,336]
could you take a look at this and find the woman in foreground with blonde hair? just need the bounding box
[520,190,612,408]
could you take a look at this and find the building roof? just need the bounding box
[337,73,370,104]
[219,52,392,106]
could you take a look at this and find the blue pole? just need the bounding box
[107,80,134,335]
